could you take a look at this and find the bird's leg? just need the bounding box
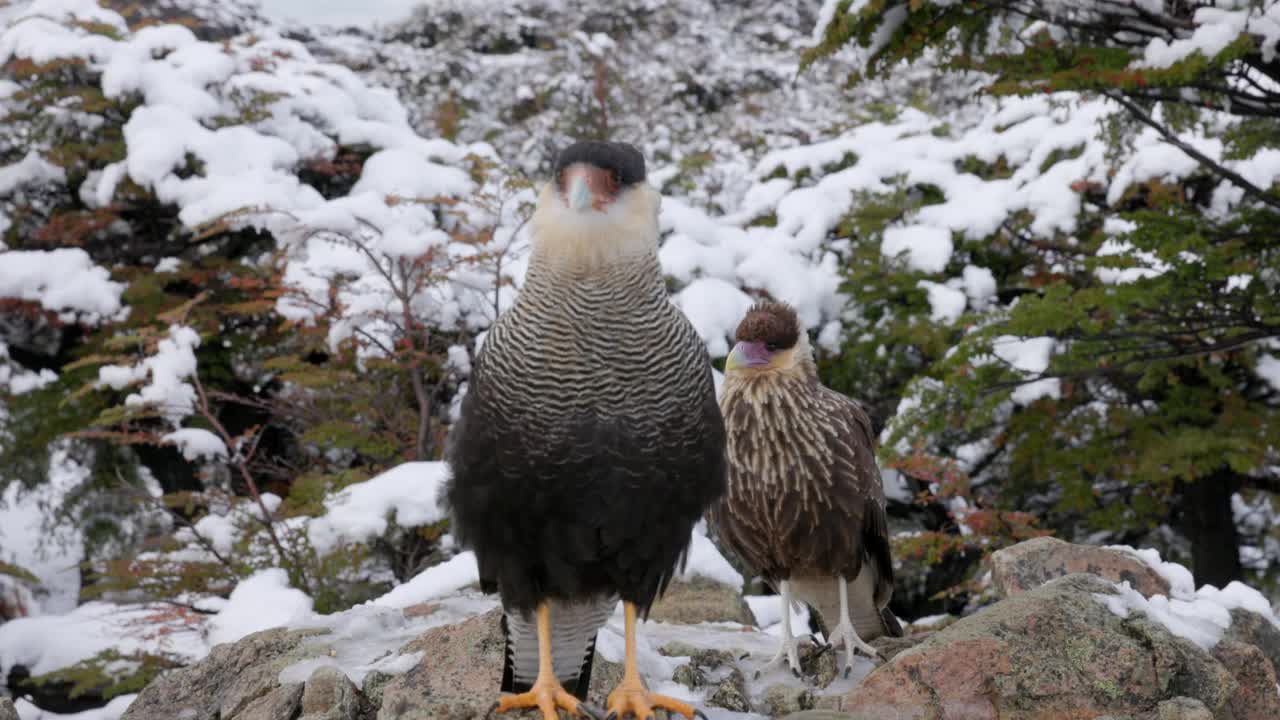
[754,579,803,679]
[605,601,705,720]
[829,576,885,678]
[493,603,600,720]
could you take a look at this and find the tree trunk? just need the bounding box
[1178,469,1242,587]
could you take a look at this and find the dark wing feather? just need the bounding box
[821,388,895,607]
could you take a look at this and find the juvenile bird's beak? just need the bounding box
[568,173,593,211]
[725,341,771,371]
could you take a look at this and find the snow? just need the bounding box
[1256,354,1280,392]
[369,552,480,609]
[205,568,314,647]
[1097,580,1232,650]
[678,523,744,589]
[0,449,92,615]
[0,151,64,195]
[1135,7,1250,70]
[160,428,228,462]
[0,601,205,678]
[0,248,124,321]
[992,336,1056,375]
[962,265,997,305]
[1096,546,1280,651]
[307,462,450,554]
[882,225,953,273]
[258,0,424,29]
[672,278,756,358]
[97,325,202,425]
[918,280,967,324]
[1010,378,1062,406]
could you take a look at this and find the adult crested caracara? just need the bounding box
[444,141,725,720]
[709,301,901,679]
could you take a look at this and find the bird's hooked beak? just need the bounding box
[725,341,772,371]
[568,173,593,211]
[560,163,616,213]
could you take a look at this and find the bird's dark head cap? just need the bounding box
[553,141,646,188]
[735,301,801,351]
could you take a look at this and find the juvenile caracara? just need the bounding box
[444,141,725,720]
[710,301,901,679]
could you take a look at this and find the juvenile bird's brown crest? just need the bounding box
[734,301,800,350]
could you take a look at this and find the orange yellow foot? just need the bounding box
[491,678,600,720]
[604,678,705,720]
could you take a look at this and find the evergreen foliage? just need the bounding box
[808,0,1280,596]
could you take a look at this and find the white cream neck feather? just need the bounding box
[530,181,661,271]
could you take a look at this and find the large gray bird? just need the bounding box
[444,141,725,720]
[709,301,901,679]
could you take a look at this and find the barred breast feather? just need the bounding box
[444,184,726,615]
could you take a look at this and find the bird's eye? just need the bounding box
[765,342,780,352]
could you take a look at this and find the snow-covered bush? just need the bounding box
[806,0,1280,602]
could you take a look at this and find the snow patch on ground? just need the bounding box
[0,601,206,678]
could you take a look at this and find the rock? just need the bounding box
[374,608,621,719]
[1154,696,1213,720]
[658,641,701,657]
[842,574,1236,720]
[1211,639,1280,720]
[233,684,304,720]
[810,694,844,712]
[871,632,932,663]
[1224,607,1280,674]
[0,696,17,720]
[760,684,815,716]
[689,648,737,670]
[798,641,838,689]
[648,578,754,625]
[705,668,750,713]
[361,671,395,709]
[990,537,1170,600]
[671,663,706,690]
[376,609,504,719]
[584,655,623,710]
[122,627,332,720]
[300,666,361,720]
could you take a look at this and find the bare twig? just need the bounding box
[192,376,306,590]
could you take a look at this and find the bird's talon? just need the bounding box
[843,666,851,679]
[605,713,617,720]
[693,711,708,720]
[578,703,604,720]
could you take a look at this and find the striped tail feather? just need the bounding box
[501,595,616,700]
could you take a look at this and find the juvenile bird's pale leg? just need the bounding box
[493,603,599,720]
[755,580,803,679]
[829,575,883,678]
[606,602,704,720]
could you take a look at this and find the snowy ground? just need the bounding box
[257,0,422,28]
[7,458,1280,719]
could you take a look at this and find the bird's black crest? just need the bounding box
[735,301,800,350]
[553,141,646,187]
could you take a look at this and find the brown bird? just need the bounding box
[709,301,901,678]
